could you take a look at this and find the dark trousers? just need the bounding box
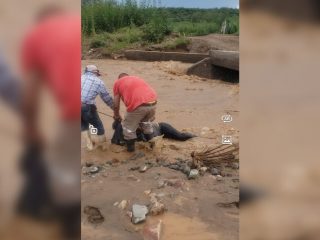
[81,104,105,135]
[159,122,194,141]
[111,121,194,145]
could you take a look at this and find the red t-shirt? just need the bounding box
[22,14,81,120]
[113,76,157,112]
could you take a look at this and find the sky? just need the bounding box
[158,0,239,9]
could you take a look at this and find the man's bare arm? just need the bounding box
[113,94,122,120]
[22,71,42,145]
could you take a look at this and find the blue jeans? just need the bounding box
[81,104,105,135]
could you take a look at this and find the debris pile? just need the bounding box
[191,144,239,169]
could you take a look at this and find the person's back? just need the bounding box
[113,75,157,112]
[81,72,103,104]
[113,74,158,152]
[22,13,81,119]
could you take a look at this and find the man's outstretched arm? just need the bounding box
[99,82,114,110]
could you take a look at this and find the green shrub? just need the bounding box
[173,21,220,36]
[88,32,111,48]
[163,36,191,50]
[142,13,172,43]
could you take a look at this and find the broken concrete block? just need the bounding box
[132,204,149,224]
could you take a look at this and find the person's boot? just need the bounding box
[126,139,135,152]
[144,133,154,141]
[91,134,108,151]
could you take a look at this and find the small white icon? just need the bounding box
[222,135,232,145]
[89,125,98,135]
[221,114,232,123]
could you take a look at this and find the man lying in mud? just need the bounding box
[111,120,196,146]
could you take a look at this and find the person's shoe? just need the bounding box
[126,139,135,152]
[91,134,108,151]
[144,133,154,141]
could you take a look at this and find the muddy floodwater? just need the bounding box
[81,59,239,240]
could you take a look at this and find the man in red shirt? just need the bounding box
[21,7,80,238]
[113,73,157,152]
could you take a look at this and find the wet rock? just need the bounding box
[118,200,128,210]
[89,166,100,174]
[129,166,140,171]
[143,220,162,240]
[85,162,94,167]
[188,169,199,179]
[112,158,120,164]
[209,175,216,180]
[106,158,121,167]
[83,206,104,224]
[144,190,152,196]
[127,175,140,182]
[199,167,208,175]
[216,175,223,181]
[157,180,166,189]
[165,179,184,188]
[175,157,184,163]
[106,160,113,165]
[139,165,148,173]
[168,164,181,171]
[182,164,191,175]
[211,168,220,176]
[161,163,170,167]
[83,165,101,175]
[129,151,145,161]
[132,204,149,224]
[126,211,133,218]
[156,156,168,164]
[149,201,166,216]
[156,192,166,198]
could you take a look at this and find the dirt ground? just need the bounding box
[81,59,239,240]
[189,34,239,53]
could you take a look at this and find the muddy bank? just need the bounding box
[83,34,239,60]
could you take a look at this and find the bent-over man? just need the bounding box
[113,73,157,152]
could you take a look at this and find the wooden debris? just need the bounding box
[191,144,239,168]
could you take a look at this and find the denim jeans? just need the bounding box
[81,104,105,135]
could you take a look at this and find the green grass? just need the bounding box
[84,27,144,55]
[161,36,191,50]
[81,0,239,54]
[172,21,220,36]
